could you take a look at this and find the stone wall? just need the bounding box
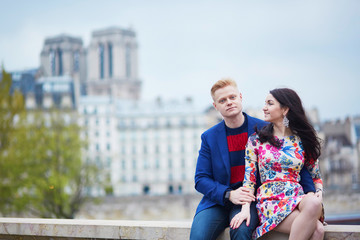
[0,218,359,240]
[76,192,360,221]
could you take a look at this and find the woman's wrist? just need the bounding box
[243,202,250,208]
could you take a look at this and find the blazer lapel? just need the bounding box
[216,121,231,179]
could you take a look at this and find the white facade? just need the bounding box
[35,26,211,197]
[79,97,207,196]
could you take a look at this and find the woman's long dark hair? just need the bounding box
[257,88,321,161]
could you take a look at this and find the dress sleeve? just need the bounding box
[243,134,258,192]
[304,157,323,188]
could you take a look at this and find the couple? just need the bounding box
[190,78,324,240]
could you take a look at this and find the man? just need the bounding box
[190,78,315,240]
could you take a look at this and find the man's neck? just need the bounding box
[224,113,245,129]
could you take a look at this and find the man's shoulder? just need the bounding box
[202,120,224,136]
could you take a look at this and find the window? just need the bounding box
[125,44,131,77]
[143,159,149,169]
[121,146,126,154]
[168,145,172,153]
[95,156,101,166]
[143,185,150,194]
[74,50,80,72]
[49,49,55,76]
[108,43,113,78]
[181,158,185,168]
[99,43,105,79]
[168,184,174,194]
[121,159,126,170]
[181,144,185,153]
[96,143,100,152]
[106,157,111,167]
[57,48,63,76]
[132,159,136,169]
[155,158,160,169]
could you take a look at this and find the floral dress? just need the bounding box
[244,134,323,239]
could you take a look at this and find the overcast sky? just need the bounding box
[1,0,359,121]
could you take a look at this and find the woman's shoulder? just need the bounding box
[248,132,260,146]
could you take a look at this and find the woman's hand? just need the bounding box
[230,204,251,229]
[315,189,323,202]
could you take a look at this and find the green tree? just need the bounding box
[0,68,26,214]
[0,68,101,218]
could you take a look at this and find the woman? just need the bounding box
[230,88,324,240]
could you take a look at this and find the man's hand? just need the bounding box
[229,187,255,205]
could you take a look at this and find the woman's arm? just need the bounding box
[230,202,251,229]
[305,158,323,201]
[230,135,258,229]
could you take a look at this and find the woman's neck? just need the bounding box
[273,123,292,138]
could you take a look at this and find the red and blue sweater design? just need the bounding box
[226,118,248,189]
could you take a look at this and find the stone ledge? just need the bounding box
[0,218,359,240]
[219,224,360,240]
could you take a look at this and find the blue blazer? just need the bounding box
[194,113,315,215]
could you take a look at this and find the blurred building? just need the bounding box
[23,34,84,110]
[24,26,141,110]
[16,26,209,197]
[320,116,360,191]
[9,68,38,96]
[79,96,207,196]
[85,27,141,99]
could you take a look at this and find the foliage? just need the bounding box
[0,68,100,218]
[0,68,25,214]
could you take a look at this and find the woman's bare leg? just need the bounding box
[288,194,323,240]
[309,220,325,240]
[274,209,299,234]
[273,194,323,240]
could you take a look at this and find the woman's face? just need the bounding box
[263,93,288,124]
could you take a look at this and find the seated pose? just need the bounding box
[230,88,324,240]
[190,79,317,240]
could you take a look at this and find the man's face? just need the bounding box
[213,85,243,119]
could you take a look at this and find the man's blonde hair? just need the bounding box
[210,78,238,100]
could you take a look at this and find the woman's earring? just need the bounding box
[283,115,289,127]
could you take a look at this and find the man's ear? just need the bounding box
[213,102,217,111]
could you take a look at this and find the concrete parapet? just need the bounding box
[0,218,359,239]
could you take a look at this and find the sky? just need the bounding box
[1,0,359,121]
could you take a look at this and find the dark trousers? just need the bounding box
[190,202,259,240]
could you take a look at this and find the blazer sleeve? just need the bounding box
[194,133,230,205]
[299,167,316,193]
